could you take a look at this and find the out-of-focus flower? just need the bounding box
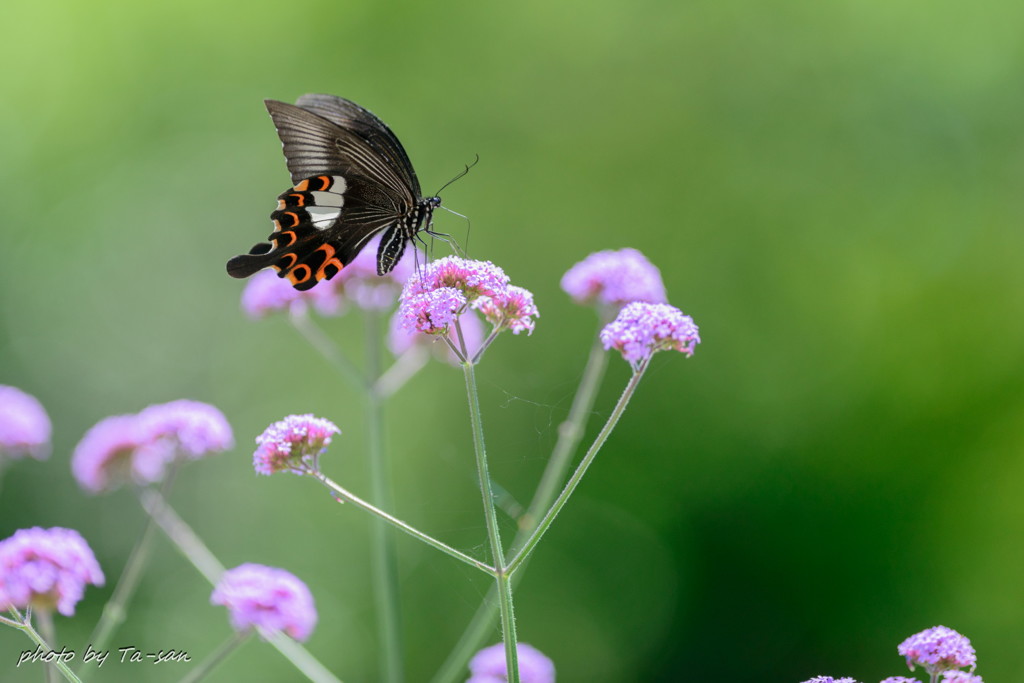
[241,269,306,319]
[72,400,233,493]
[561,248,667,308]
[799,678,859,683]
[477,286,539,335]
[467,643,555,683]
[880,677,920,683]
[0,385,51,461]
[252,414,340,475]
[137,400,234,460]
[898,626,976,675]
[0,527,104,617]
[599,302,700,370]
[941,671,983,683]
[211,563,316,641]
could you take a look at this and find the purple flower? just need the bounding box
[800,678,859,683]
[389,308,485,365]
[399,287,467,334]
[0,527,104,617]
[0,385,51,461]
[561,248,667,307]
[72,414,150,493]
[599,302,700,369]
[477,286,539,335]
[898,626,976,675]
[941,672,983,683]
[211,563,317,641]
[137,400,233,460]
[403,256,510,303]
[72,400,233,493]
[880,678,921,683]
[252,414,340,475]
[467,643,555,683]
[241,269,306,318]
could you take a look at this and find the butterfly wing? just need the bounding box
[293,94,422,198]
[227,100,420,289]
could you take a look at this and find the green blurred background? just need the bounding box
[2,0,1023,680]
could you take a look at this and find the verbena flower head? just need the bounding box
[403,256,510,303]
[72,414,150,493]
[800,678,859,683]
[241,269,306,318]
[561,248,667,307]
[467,642,555,683]
[0,527,104,617]
[898,626,976,675]
[253,414,340,475]
[0,385,52,461]
[400,287,467,334]
[599,302,700,369]
[477,285,539,335]
[72,400,233,493]
[880,678,921,683]
[137,400,234,460]
[389,308,485,365]
[211,563,317,641]
[941,672,983,683]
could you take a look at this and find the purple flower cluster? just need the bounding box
[241,234,420,318]
[0,385,52,461]
[389,309,486,365]
[211,563,317,641]
[599,302,700,370]
[941,671,984,683]
[0,527,104,617]
[561,248,667,308]
[800,678,859,683]
[880,678,920,683]
[398,257,538,341]
[252,414,340,475]
[72,400,233,493]
[467,642,555,683]
[898,626,976,675]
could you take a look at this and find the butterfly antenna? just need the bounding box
[433,154,479,196]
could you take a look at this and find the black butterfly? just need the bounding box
[227,94,440,290]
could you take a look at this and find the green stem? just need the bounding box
[431,336,609,683]
[178,631,250,683]
[36,608,58,683]
[137,490,341,683]
[289,309,367,391]
[7,609,81,683]
[462,363,518,682]
[366,309,405,683]
[506,360,648,576]
[86,466,180,660]
[314,472,495,576]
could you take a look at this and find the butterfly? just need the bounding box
[226,94,441,290]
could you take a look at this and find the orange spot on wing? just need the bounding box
[275,231,297,247]
[290,193,305,206]
[313,244,343,281]
[295,179,310,192]
[315,176,331,191]
[279,253,298,270]
[288,264,312,285]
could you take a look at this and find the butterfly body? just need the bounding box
[227,94,438,290]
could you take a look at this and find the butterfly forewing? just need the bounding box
[227,95,441,289]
